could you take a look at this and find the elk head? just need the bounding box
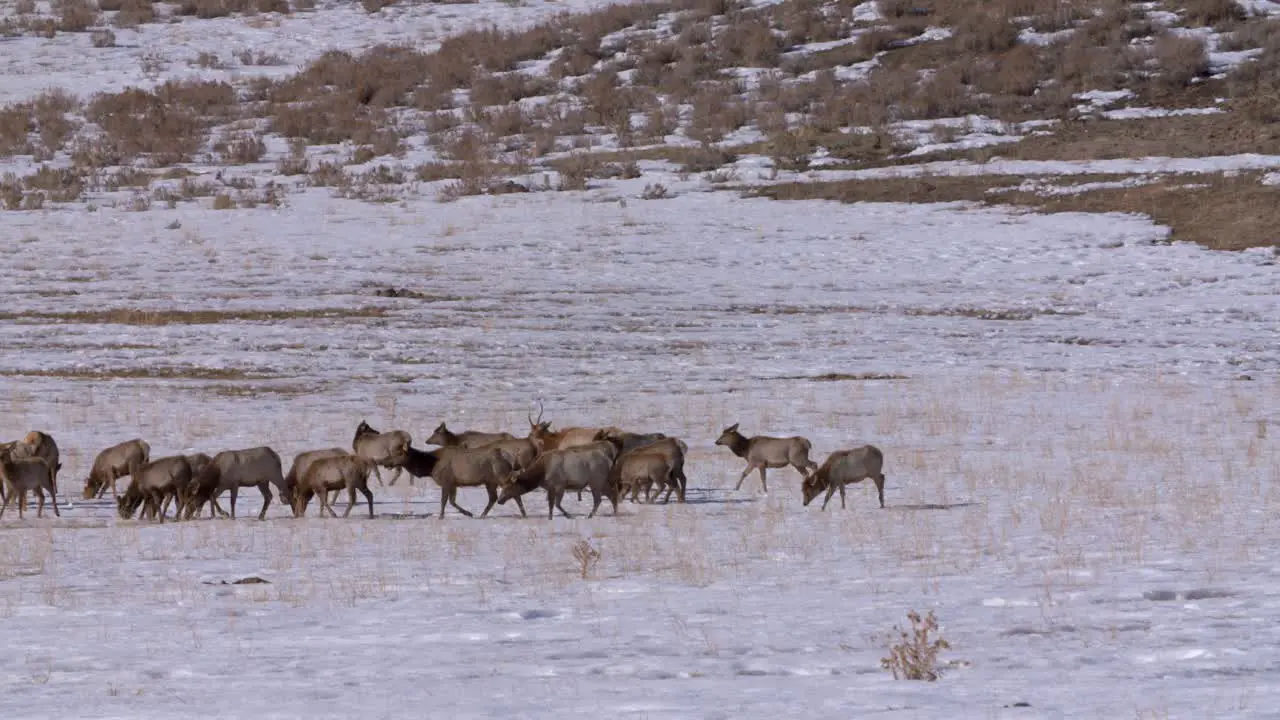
[714,423,741,447]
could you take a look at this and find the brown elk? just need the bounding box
[117,455,193,523]
[282,447,348,512]
[714,423,817,493]
[427,423,539,471]
[609,436,689,504]
[353,420,412,486]
[426,422,516,449]
[497,437,623,519]
[10,431,61,494]
[802,446,886,510]
[428,445,527,519]
[182,446,281,521]
[0,454,58,519]
[293,455,377,519]
[84,438,151,500]
[525,400,607,453]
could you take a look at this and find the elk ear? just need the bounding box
[725,423,738,433]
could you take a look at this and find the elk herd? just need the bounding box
[0,403,888,523]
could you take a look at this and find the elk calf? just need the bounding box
[0,455,59,520]
[294,455,376,519]
[353,420,412,486]
[609,436,689,504]
[10,431,61,495]
[84,438,151,500]
[802,446,886,510]
[282,447,348,512]
[714,423,816,493]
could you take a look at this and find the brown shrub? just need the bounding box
[956,11,1019,54]
[256,0,290,12]
[1152,33,1210,90]
[715,12,784,67]
[86,88,208,165]
[32,89,80,152]
[55,0,99,32]
[0,105,33,157]
[23,165,83,202]
[1183,0,1246,28]
[221,132,267,163]
[113,0,155,26]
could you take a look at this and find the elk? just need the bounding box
[427,445,525,519]
[714,423,817,493]
[497,437,623,519]
[182,446,281,521]
[609,436,689,504]
[10,431,61,494]
[0,454,59,520]
[117,455,193,523]
[426,422,516,449]
[282,447,348,511]
[802,446,886,510]
[293,455,377,519]
[426,423,539,471]
[525,400,607,453]
[83,438,151,500]
[352,420,412,486]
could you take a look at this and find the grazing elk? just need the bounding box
[715,423,817,493]
[293,455,377,519]
[182,446,281,521]
[10,431,62,494]
[84,438,151,500]
[610,436,689,504]
[352,420,412,486]
[117,455,193,523]
[0,454,59,520]
[497,437,623,519]
[426,422,516,449]
[430,445,526,519]
[802,446,886,510]
[525,400,607,453]
[282,447,348,511]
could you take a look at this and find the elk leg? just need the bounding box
[733,464,755,491]
[840,480,848,510]
[438,486,450,519]
[556,496,573,519]
[373,465,387,487]
[258,483,272,521]
[513,493,527,518]
[547,489,556,520]
[449,487,474,518]
[388,466,405,487]
[758,466,768,493]
[35,488,45,519]
[587,488,603,519]
[479,485,498,519]
[576,489,584,502]
[0,488,14,519]
[361,486,374,518]
[821,482,837,511]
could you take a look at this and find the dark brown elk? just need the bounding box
[293,455,377,519]
[802,446,886,510]
[353,420,412,486]
[715,423,817,493]
[497,437,623,519]
[426,422,516,449]
[282,447,348,512]
[84,438,151,500]
[609,436,689,504]
[10,431,61,494]
[429,445,526,519]
[0,454,58,519]
[182,446,281,521]
[525,400,607,453]
[117,455,193,523]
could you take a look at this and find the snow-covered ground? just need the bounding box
[2,0,1280,717]
[0,186,1278,718]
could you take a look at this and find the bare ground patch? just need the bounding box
[754,172,1280,251]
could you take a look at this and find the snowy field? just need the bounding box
[0,186,1278,719]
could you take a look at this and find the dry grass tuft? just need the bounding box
[881,610,950,681]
